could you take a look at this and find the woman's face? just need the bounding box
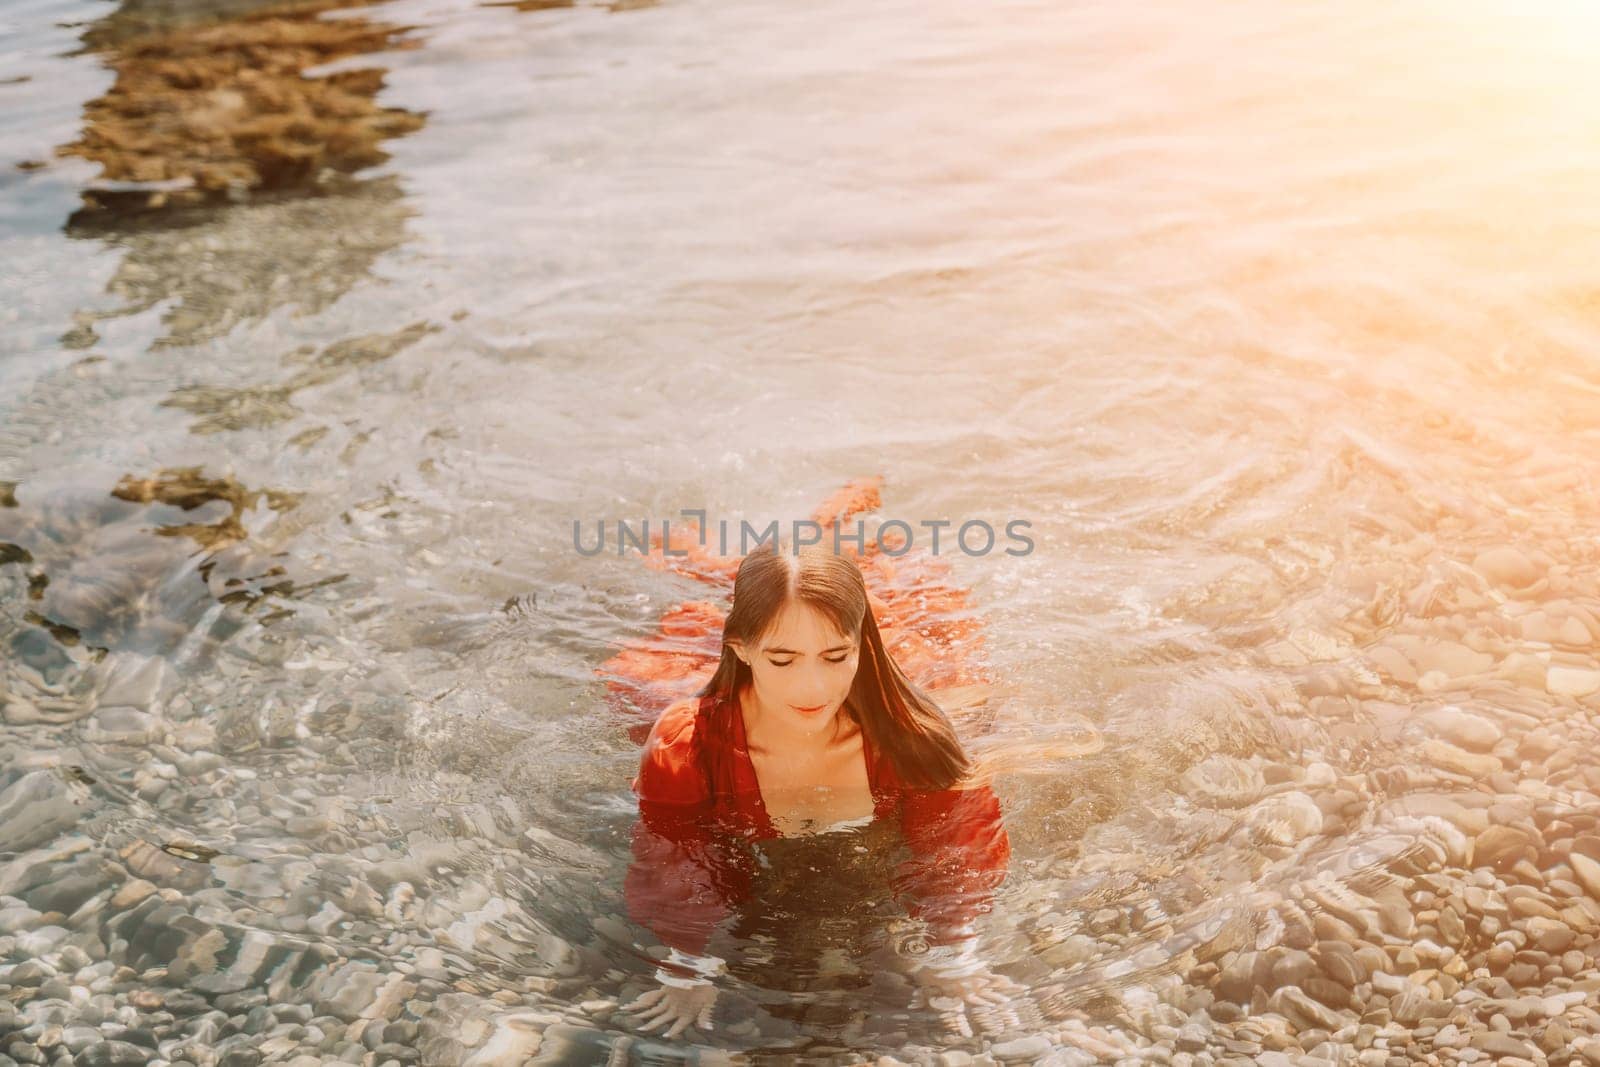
[732,601,860,738]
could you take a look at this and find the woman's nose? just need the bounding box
[795,666,832,703]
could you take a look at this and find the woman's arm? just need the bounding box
[624,798,733,958]
[622,701,745,1037]
[623,700,743,959]
[893,782,1022,1038]
[892,781,1011,946]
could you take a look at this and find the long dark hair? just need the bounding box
[694,541,972,790]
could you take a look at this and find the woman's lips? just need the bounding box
[792,704,827,714]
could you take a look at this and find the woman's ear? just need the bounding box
[726,641,748,665]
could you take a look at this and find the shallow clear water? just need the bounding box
[5,0,1600,1062]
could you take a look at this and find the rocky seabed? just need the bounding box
[6,547,1600,1065]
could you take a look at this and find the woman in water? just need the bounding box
[622,541,1020,1039]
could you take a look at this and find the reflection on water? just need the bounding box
[61,175,417,350]
[5,0,1600,1062]
[161,319,439,432]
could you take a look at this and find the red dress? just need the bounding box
[624,689,1011,957]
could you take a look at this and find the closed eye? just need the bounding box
[769,655,850,667]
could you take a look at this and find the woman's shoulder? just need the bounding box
[653,694,705,740]
[632,694,715,803]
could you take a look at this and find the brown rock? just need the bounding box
[1214,950,1260,1004]
[1314,941,1368,987]
[110,878,158,909]
[1505,962,1541,986]
[1472,548,1541,590]
[1474,826,1537,872]
[1470,1031,1540,1058]
[1548,667,1600,698]
[1570,852,1600,899]
[1265,986,1342,1032]
[118,839,210,890]
[1313,912,1362,943]
[1421,706,1503,752]
[1391,986,1451,1025]
[1302,976,1354,1010]
[1267,948,1319,990]
[1518,728,1563,761]
[1420,739,1502,778]
[1542,1020,1577,1054]
[1523,917,1576,954]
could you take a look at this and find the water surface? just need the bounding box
[5,0,1600,1062]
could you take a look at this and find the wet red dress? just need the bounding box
[624,689,1011,957]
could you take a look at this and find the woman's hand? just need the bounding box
[623,980,718,1038]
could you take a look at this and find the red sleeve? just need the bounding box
[893,782,1011,945]
[624,701,739,956]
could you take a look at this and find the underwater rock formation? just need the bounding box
[57,0,426,217]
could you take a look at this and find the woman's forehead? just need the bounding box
[759,603,852,648]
